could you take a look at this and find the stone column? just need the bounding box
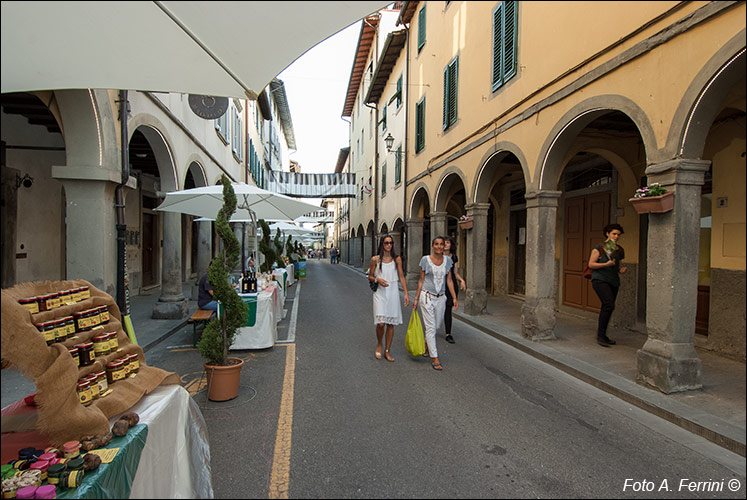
[153,211,188,319]
[191,220,212,300]
[363,235,372,267]
[430,211,448,240]
[464,203,490,315]
[636,158,709,393]
[1,166,19,288]
[52,166,123,297]
[406,218,424,289]
[521,190,560,340]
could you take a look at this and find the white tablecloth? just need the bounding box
[125,384,213,498]
[230,290,277,349]
[272,268,288,302]
[285,264,295,286]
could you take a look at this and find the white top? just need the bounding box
[372,259,403,325]
[419,255,453,295]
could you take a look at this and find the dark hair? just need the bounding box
[431,235,446,246]
[604,223,624,235]
[377,234,398,264]
[444,236,457,254]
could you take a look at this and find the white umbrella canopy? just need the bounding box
[267,221,320,237]
[155,183,319,222]
[1,1,387,98]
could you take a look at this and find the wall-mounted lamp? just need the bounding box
[16,173,33,189]
[384,133,404,159]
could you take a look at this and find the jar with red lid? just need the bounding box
[57,289,71,306]
[126,353,140,375]
[36,322,55,346]
[107,332,119,352]
[76,380,92,407]
[52,318,67,343]
[68,347,79,367]
[93,370,109,396]
[18,297,39,314]
[62,316,76,338]
[92,334,110,357]
[120,355,131,377]
[88,308,101,328]
[72,311,87,333]
[75,342,94,367]
[79,286,90,300]
[98,306,110,324]
[45,292,61,311]
[83,374,100,400]
[106,360,126,385]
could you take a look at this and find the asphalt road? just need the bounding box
[146,259,746,499]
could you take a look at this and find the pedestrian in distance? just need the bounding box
[368,234,410,362]
[197,272,218,311]
[588,223,627,347]
[443,236,466,344]
[413,236,458,370]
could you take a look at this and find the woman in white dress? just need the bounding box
[413,236,458,370]
[367,235,410,361]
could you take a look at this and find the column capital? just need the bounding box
[524,190,561,208]
[52,165,138,189]
[465,202,491,216]
[644,158,710,187]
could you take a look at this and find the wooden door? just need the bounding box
[142,212,156,287]
[563,193,609,312]
[510,209,526,295]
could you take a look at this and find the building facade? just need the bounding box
[338,1,745,392]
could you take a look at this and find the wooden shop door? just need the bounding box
[562,193,609,312]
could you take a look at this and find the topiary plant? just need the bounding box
[285,235,294,261]
[258,219,278,273]
[273,228,286,268]
[197,175,249,366]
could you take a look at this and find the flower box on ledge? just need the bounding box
[629,191,674,214]
[458,219,473,230]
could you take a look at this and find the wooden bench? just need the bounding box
[188,309,215,347]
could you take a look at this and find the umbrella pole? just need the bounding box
[241,222,246,276]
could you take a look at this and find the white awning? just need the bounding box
[267,171,356,198]
[1,1,387,98]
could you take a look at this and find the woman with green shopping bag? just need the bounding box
[412,236,458,370]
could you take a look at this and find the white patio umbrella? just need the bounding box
[158,183,319,273]
[267,221,320,237]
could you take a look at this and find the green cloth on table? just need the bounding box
[57,423,148,499]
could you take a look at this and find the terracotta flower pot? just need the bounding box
[458,220,473,230]
[629,191,674,214]
[204,357,244,401]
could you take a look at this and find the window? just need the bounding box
[232,105,242,161]
[415,97,426,153]
[394,145,402,185]
[215,110,229,143]
[381,162,387,195]
[443,56,458,130]
[389,75,403,109]
[417,5,426,52]
[380,104,387,132]
[492,1,518,91]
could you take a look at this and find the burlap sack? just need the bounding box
[1,280,181,446]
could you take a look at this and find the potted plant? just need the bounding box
[458,214,473,230]
[197,174,249,401]
[629,183,674,214]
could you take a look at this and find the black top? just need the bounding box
[446,254,459,299]
[197,273,213,308]
[591,243,625,288]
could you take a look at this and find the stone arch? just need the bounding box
[128,115,179,191]
[434,166,469,213]
[473,141,531,204]
[185,159,208,188]
[408,183,432,218]
[668,32,746,159]
[55,89,118,168]
[536,95,657,192]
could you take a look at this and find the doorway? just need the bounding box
[562,192,610,312]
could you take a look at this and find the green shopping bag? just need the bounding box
[405,309,426,357]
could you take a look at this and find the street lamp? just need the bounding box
[384,133,403,159]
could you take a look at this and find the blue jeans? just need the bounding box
[200,301,218,311]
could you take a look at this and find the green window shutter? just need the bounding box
[418,6,426,51]
[449,57,458,127]
[503,1,518,81]
[396,75,402,107]
[492,1,518,91]
[395,146,402,184]
[381,104,387,132]
[382,162,387,195]
[442,66,449,130]
[416,97,425,153]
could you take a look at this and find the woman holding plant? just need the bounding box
[588,223,627,347]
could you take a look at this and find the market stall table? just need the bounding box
[1,385,211,498]
[229,287,279,350]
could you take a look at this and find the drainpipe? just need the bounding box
[403,22,410,274]
[115,90,130,315]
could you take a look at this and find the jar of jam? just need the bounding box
[52,318,67,343]
[18,297,39,314]
[36,322,55,346]
[79,286,90,301]
[62,316,76,338]
[57,289,71,306]
[107,332,119,352]
[120,355,131,377]
[61,442,79,460]
[127,353,140,375]
[73,311,88,334]
[75,342,94,367]
[92,334,110,357]
[98,306,110,324]
[106,360,126,385]
[83,374,100,400]
[93,370,109,396]
[67,347,79,367]
[88,308,101,328]
[45,293,60,311]
[76,380,92,407]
